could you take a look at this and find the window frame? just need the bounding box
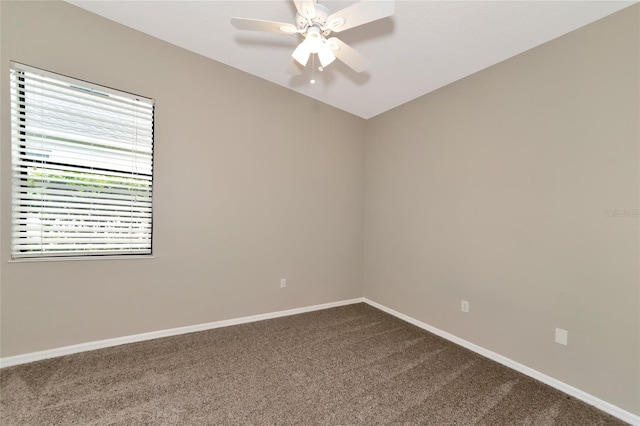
[9,62,155,260]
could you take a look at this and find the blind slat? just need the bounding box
[12,164,152,181]
[13,217,152,225]
[15,188,152,203]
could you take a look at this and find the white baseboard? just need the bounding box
[0,297,365,369]
[363,298,639,426]
[1,296,637,425]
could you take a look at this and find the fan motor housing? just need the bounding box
[296,3,330,30]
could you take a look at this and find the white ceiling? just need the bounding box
[66,0,635,119]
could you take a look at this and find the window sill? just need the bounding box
[9,255,155,263]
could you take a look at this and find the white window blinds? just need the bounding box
[10,63,154,259]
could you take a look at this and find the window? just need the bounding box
[10,63,154,259]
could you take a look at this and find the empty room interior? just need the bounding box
[0,0,639,424]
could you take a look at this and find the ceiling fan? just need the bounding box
[231,0,395,73]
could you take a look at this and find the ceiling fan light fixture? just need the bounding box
[318,44,336,67]
[292,42,312,66]
[304,27,324,53]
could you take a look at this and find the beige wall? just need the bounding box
[1,0,638,418]
[0,1,365,356]
[364,5,639,415]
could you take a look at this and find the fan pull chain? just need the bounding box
[310,54,324,85]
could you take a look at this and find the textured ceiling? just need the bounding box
[66,1,636,119]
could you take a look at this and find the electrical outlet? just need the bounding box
[461,300,469,313]
[555,328,568,345]
[280,278,287,288]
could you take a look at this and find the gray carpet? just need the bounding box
[0,303,628,425]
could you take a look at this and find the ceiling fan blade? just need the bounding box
[292,42,312,67]
[326,37,369,73]
[325,0,395,33]
[231,18,298,34]
[293,0,317,20]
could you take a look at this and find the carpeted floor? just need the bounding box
[0,303,628,425]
